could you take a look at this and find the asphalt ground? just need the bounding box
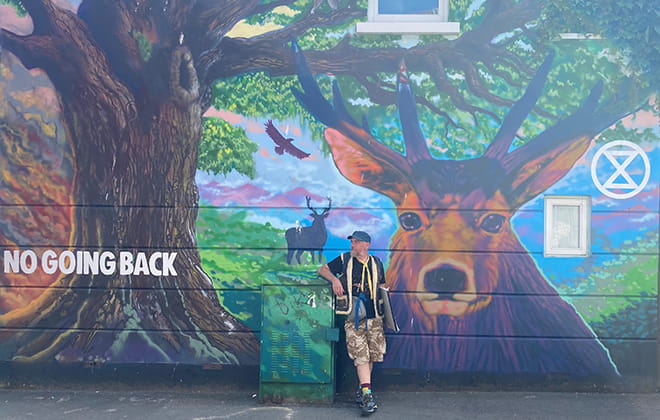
[1,388,659,420]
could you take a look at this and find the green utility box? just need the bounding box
[259,282,338,403]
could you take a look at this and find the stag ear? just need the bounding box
[504,133,593,208]
[325,126,413,205]
[502,80,625,208]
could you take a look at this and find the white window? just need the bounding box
[544,196,591,257]
[356,0,460,35]
[371,0,448,21]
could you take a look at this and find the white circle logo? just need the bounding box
[590,140,650,199]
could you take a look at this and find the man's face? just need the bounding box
[350,238,370,254]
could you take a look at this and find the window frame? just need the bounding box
[369,0,449,22]
[543,195,592,257]
[357,0,460,35]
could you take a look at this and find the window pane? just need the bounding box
[543,196,590,257]
[552,205,579,248]
[379,0,438,15]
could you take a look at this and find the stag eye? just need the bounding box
[480,213,505,233]
[399,212,422,231]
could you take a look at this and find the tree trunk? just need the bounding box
[0,1,258,365]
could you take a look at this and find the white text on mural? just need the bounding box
[3,250,178,276]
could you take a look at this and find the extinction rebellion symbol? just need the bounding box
[590,140,650,199]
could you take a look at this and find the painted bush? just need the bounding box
[0,0,657,381]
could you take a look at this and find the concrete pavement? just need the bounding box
[1,387,659,419]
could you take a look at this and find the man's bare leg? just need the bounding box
[357,363,372,383]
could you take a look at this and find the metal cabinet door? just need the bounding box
[260,284,335,383]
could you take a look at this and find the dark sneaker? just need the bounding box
[356,388,378,410]
[360,391,377,416]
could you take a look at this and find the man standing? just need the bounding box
[318,230,386,416]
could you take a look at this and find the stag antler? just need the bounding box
[293,40,632,211]
[305,195,317,215]
[291,40,415,204]
[484,56,631,207]
[305,195,332,215]
[322,196,332,215]
[483,52,556,161]
[397,60,432,164]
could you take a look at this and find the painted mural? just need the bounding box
[0,0,658,383]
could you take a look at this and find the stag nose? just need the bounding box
[423,266,466,293]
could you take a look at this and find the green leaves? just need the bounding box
[541,0,660,92]
[561,231,658,323]
[130,30,152,62]
[197,207,319,292]
[206,0,658,167]
[1,0,26,17]
[198,117,258,178]
[211,71,330,145]
[596,120,660,145]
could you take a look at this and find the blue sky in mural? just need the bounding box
[379,0,438,15]
[198,109,660,286]
[514,136,660,288]
[196,113,398,262]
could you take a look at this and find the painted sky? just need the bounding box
[199,106,660,283]
[197,109,397,259]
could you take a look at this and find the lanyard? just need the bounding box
[359,256,374,298]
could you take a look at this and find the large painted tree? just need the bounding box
[0,0,655,365]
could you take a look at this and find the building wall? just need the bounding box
[0,1,657,390]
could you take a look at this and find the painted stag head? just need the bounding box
[292,42,624,332]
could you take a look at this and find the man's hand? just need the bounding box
[330,277,345,296]
[318,264,345,296]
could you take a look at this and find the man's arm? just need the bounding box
[318,264,345,296]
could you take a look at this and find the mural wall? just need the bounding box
[1,0,658,386]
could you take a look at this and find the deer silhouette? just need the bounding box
[291,41,624,376]
[285,196,332,265]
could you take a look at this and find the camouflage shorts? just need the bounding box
[344,317,386,366]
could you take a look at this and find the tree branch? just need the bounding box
[77,1,147,91]
[2,1,104,98]
[356,74,394,105]
[454,0,543,50]
[426,56,500,125]
[200,0,548,124]
[1,29,55,70]
[356,74,460,129]
[15,0,54,35]
[250,3,364,45]
[251,0,297,15]
[186,0,260,84]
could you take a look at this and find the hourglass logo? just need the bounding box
[591,140,650,199]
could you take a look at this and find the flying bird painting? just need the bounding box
[264,120,310,159]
